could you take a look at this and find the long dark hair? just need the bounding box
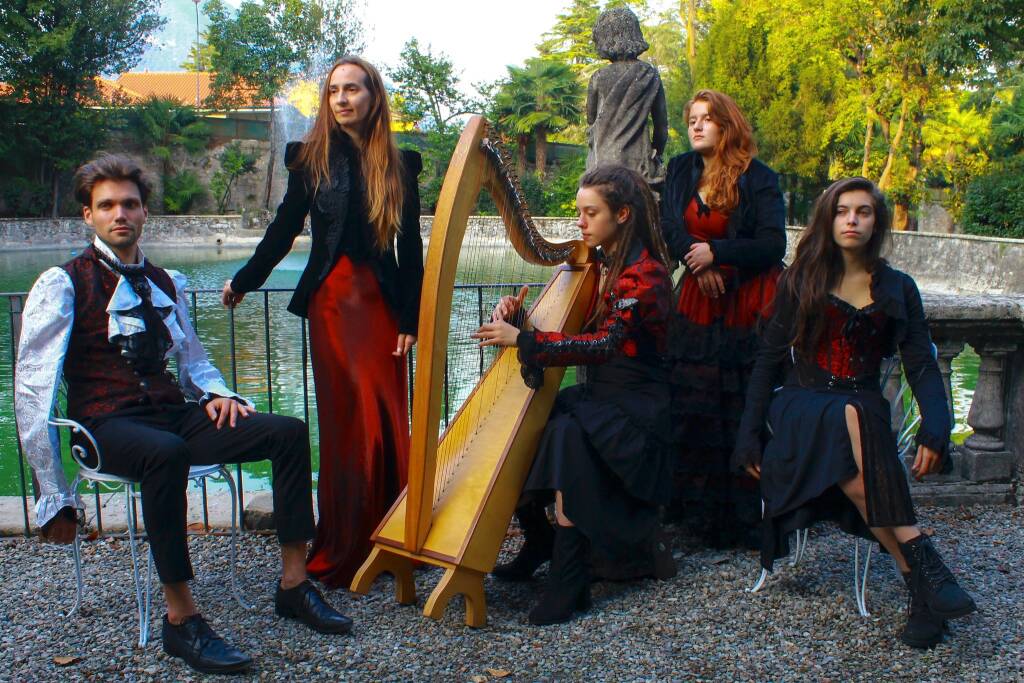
[578,165,670,324]
[293,56,405,252]
[780,176,890,357]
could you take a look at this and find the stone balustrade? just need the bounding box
[910,294,1024,506]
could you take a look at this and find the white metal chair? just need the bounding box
[51,413,254,647]
[747,347,931,617]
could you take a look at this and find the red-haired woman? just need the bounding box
[222,57,423,588]
[661,89,786,547]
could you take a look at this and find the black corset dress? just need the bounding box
[514,243,674,562]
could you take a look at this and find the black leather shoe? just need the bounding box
[275,580,353,634]
[162,614,253,675]
[493,503,554,582]
[528,525,591,626]
[900,572,944,649]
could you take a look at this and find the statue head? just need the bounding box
[593,8,649,61]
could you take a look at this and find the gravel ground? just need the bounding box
[1,504,1021,682]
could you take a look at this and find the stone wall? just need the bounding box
[2,214,1023,295]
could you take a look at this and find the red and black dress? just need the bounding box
[515,241,673,563]
[733,264,952,570]
[231,132,423,588]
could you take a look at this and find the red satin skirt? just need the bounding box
[305,255,409,588]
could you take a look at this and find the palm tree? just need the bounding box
[493,59,584,178]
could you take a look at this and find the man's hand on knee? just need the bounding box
[205,397,253,429]
[41,507,78,544]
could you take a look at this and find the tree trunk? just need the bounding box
[684,0,697,67]
[264,98,277,209]
[893,202,909,231]
[878,98,908,191]
[516,135,528,179]
[861,107,874,177]
[535,127,548,178]
[50,169,60,218]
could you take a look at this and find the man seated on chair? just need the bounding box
[14,154,352,675]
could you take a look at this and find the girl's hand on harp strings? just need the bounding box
[472,320,519,348]
[491,285,530,322]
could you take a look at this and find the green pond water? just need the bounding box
[0,245,978,498]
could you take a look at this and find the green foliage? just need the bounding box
[1,176,50,217]
[492,59,584,177]
[309,0,366,74]
[124,97,211,164]
[388,39,476,132]
[990,81,1024,159]
[204,0,323,107]
[210,143,259,214]
[0,0,165,216]
[410,127,460,213]
[961,158,1024,239]
[162,170,206,215]
[180,31,218,72]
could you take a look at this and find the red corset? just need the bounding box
[676,196,779,328]
[814,296,889,378]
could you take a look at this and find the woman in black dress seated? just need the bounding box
[473,165,674,625]
[733,177,976,649]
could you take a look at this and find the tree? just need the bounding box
[205,0,324,208]
[210,142,259,213]
[492,59,584,178]
[388,39,476,132]
[0,0,164,216]
[180,31,218,72]
[124,97,211,175]
[310,0,366,75]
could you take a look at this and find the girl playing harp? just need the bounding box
[473,165,674,625]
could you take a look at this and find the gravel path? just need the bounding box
[1,504,1021,682]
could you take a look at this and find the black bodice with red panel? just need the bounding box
[516,244,671,389]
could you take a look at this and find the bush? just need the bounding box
[961,158,1024,239]
[163,170,206,214]
[210,142,258,214]
[1,176,49,216]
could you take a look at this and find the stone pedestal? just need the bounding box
[243,492,276,531]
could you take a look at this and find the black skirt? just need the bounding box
[759,384,917,570]
[522,357,672,561]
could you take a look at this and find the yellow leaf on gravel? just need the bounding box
[53,656,80,666]
[486,669,512,678]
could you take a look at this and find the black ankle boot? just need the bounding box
[528,524,591,625]
[899,534,977,620]
[493,504,554,581]
[900,572,944,649]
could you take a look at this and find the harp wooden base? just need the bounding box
[350,545,487,627]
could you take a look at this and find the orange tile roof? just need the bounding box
[112,72,269,108]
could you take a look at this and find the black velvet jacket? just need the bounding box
[660,151,786,281]
[732,262,952,471]
[231,137,424,335]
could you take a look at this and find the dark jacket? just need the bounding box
[660,151,786,281]
[231,139,424,334]
[732,262,952,471]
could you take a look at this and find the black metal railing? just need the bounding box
[1,283,543,538]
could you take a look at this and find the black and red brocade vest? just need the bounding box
[61,247,185,420]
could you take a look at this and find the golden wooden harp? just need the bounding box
[349,116,598,626]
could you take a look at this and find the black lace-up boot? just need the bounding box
[899,534,977,620]
[900,572,944,649]
[492,503,554,581]
[528,524,591,625]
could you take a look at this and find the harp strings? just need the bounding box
[428,137,555,507]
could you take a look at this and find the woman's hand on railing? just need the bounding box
[221,279,245,308]
[491,285,529,322]
[394,334,417,357]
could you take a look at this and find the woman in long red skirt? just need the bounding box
[223,56,423,588]
[660,90,786,548]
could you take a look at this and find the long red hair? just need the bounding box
[292,56,405,252]
[685,89,756,213]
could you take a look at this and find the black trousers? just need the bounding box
[82,403,315,584]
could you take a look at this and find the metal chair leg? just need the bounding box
[67,530,84,618]
[125,484,150,647]
[790,529,809,566]
[853,538,872,617]
[222,468,254,610]
[748,568,770,593]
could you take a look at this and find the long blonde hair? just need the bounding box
[685,89,756,213]
[292,56,405,251]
